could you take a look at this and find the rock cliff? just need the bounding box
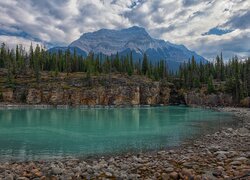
[0,71,248,107]
[0,73,171,106]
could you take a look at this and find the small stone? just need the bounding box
[161,173,169,180]
[157,151,166,155]
[217,153,227,160]
[227,151,238,158]
[121,164,130,170]
[208,145,220,152]
[169,172,179,180]
[50,175,58,180]
[22,172,32,178]
[235,157,248,162]
[51,167,63,175]
[108,157,115,163]
[183,162,194,168]
[215,151,228,160]
[169,150,175,154]
[5,174,13,180]
[0,167,4,173]
[105,172,112,177]
[238,127,249,135]
[34,171,42,177]
[181,168,193,178]
[165,167,174,173]
[215,150,228,155]
[230,161,242,166]
[72,166,81,173]
[17,178,29,180]
[212,170,222,177]
[217,166,224,171]
[40,176,46,180]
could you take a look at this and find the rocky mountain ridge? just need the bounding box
[49,26,207,70]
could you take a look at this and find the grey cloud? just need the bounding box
[193,31,250,60]
[220,33,250,52]
[225,11,250,29]
[0,0,249,60]
[150,25,176,38]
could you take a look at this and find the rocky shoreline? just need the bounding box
[0,107,249,180]
[0,103,166,109]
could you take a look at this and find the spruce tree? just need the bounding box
[142,53,148,75]
[207,75,215,94]
[34,45,41,83]
[0,43,6,68]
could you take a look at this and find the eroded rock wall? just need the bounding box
[0,83,170,106]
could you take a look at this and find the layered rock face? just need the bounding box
[1,72,247,107]
[0,78,170,106]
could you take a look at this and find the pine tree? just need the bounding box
[6,49,14,86]
[246,58,250,96]
[29,43,34,69]
[142,53,148,75]
[220,52,224,81]
[0,43,6,68]
[34,45,41,83]
[65,48,71,75]
[207,75,215,94]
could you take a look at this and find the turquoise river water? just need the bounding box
[0,106,235,161]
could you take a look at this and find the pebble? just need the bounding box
[181,168,193,178]
[165,167,174,173]
[161,173,169,180]
[72,166,81,173]
[208,145,220,152]
[169,172,179,179]
[238,127,249,135]
[235,157,248,162]
[5,174,13,180]
[230,161,242,166]
[17,177,29,180]
[212,170,222,177]
[51,167,63,175]
[105,172,112,177]
[216,153,227,160]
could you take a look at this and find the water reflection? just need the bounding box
[0,106,235,161]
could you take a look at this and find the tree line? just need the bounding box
[178,53,250,102]
[0,43,249,102]
[0,43,168,82]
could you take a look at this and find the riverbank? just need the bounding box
[0,107,249,180]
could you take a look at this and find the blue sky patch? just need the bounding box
[202,27,234,36]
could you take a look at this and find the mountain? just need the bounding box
[49,26,207,70]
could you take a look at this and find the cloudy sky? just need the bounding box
[0,0,249,60]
